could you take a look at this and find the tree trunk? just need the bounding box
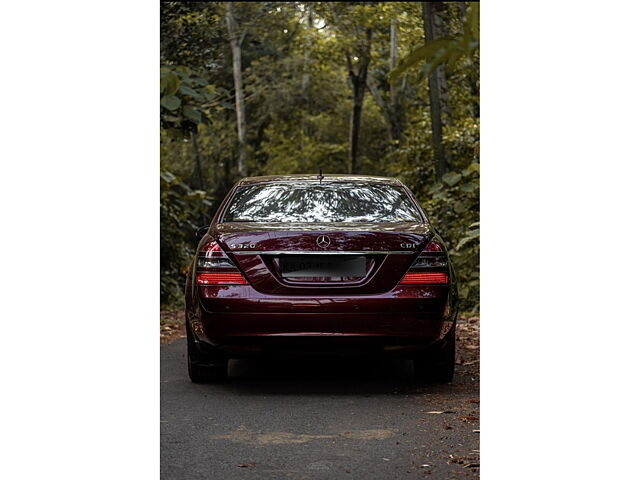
[226,2,248,178]
[366,20,405,144]
[388,19,405,143]
[455,2,479,118]
[366,76,394,142]
[191,130,205,191]
[349,82,366,174]
[347,28,372,174]
[430,4,452,125]
[190,130,208,225]
[302,6,313,96]
[423,2,451,178]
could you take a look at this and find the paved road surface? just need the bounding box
[161,333,479,479]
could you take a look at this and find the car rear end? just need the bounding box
[185,176,458,382]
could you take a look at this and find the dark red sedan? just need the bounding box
[185,175,459,383]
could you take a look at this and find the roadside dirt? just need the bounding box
[419,315,480,476]
[160,309,185,345]
[456,315,480,369]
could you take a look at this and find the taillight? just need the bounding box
[411,256,448,268]
[196,240,249,285]
[399,237,449,285]
[197,272,248,285]
[197,257,236,268]
[200,240,223,256]
[399,272,448,285]
[197,240,236,268]
[424,239,444,252]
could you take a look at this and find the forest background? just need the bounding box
[160,2,479,312]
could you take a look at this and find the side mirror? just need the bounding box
[195,225,209,240]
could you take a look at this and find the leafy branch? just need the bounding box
[160,65,234,133]
[389,3,478,83]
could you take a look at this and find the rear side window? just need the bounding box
[222,182,423,223]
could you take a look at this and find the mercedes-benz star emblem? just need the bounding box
[316,235,331,248]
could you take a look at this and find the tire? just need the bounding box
[414,328,456,384]
[188,354,228,383]
[186,326,228,383]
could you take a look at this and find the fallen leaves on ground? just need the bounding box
[160,309,185,344]
[418,316,480,477]
[456,316,480,369]
[458,416,479,422]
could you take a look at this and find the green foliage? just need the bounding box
[160,64,232,134]
[389,3,479,83]
[388,116,480,313]
[421,163,480,313]
[160,170,212,305]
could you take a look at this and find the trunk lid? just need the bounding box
[214,222,433,295]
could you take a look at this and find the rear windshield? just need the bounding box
[222,182,423,223]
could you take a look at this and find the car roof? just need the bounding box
[237,174,404,186]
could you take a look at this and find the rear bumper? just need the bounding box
[190,284,455,357]
[190,333,452,358]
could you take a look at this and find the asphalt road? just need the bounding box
[161,331,479,479]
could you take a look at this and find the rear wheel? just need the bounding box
[186,325,228,383]
[187,354,228,383]
[414,328,455,384]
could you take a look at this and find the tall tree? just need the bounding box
[458,2,480,119]
[315,2,376,174]
[226,2,248,178]
[301,5,313,97]
[346,27,372,174]
[422,1,452,178]
[367,18,407,144]
[388,19,405,140]
[190,131,205,192]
